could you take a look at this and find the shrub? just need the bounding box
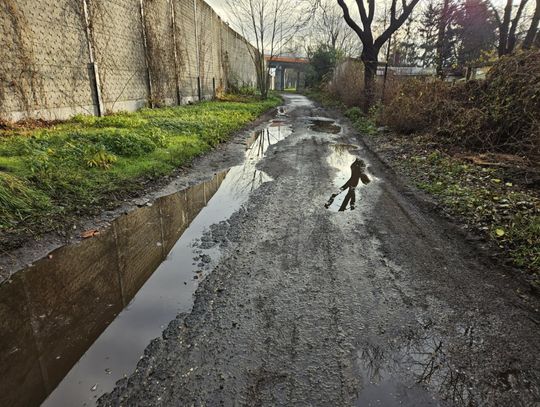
[326,60,365,107]
[377,50,540,159]
[344,107,363,122]
[376,79,451,134]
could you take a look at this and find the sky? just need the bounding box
[204,0,231,23]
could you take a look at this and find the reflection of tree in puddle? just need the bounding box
[356,325,483,406]
[227,124,291,196]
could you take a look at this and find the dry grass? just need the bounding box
[325,60,365,107]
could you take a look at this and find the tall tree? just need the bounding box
[523,0,540,48]
[418,3,438,67]
[435,0,460,77]
[491,0,529,56]
[455,0,497,74]
[336,0,421,111]
[392,11,419,66]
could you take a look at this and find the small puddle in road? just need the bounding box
[324,144,375,212]
[353,324,486,407]
[0,114,292,407]
[309,117,341,134]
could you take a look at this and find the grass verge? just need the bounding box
[0,95,281,250]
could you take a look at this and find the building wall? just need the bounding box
[0,0,258,121]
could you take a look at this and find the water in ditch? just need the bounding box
[0,116,292,407]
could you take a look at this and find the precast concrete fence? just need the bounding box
[0,0,258,121]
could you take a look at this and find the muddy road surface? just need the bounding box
[3,95,538,407]
[96,95,540,406]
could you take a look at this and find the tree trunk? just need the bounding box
[524,0,540,49]
[498,0,513,56]
[255,54,268,99]
[361,48,378,113]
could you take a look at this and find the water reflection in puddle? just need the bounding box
[0,116,291,407]
[325,144,374,212]
[353,324,484,407]
[309,118,341,134]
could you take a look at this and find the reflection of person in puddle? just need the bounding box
[324,158,371,211]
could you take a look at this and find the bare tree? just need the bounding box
[336,0,421,111]
[523,0,540,48]
[313,0,357,55]
[225,0,311,98]
[491,0,529,55]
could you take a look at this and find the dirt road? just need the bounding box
[98,95,540,406]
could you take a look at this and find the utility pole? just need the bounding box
[193,0,202,100]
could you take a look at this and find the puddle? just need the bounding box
[324,144,374,212]
[309,118,341,134]
[0,114,291,407]
[353,316,490,407]
[354,339,446,407]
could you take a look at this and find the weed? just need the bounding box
[407,152,540,275]
[344,107,363,122]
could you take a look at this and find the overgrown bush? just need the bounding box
[326,60,365,107]
[378,51,540,160]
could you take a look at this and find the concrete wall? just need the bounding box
[0,0,258,121]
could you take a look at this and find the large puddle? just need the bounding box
[0,114,291,406]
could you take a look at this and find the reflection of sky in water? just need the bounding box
[42,120,292,407]
[228,122,292,197]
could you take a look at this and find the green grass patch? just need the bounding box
[407,151,540,275]
[0,95,280,248]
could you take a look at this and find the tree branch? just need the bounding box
[337,0,365,41]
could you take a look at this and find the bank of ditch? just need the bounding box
[0,95,281,252]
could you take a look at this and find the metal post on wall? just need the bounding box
[193,0,202,101]
[169,0,181,105]
[139,0,154,108]
[82,0,104,116]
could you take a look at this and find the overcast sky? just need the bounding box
[204,0,231,22]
